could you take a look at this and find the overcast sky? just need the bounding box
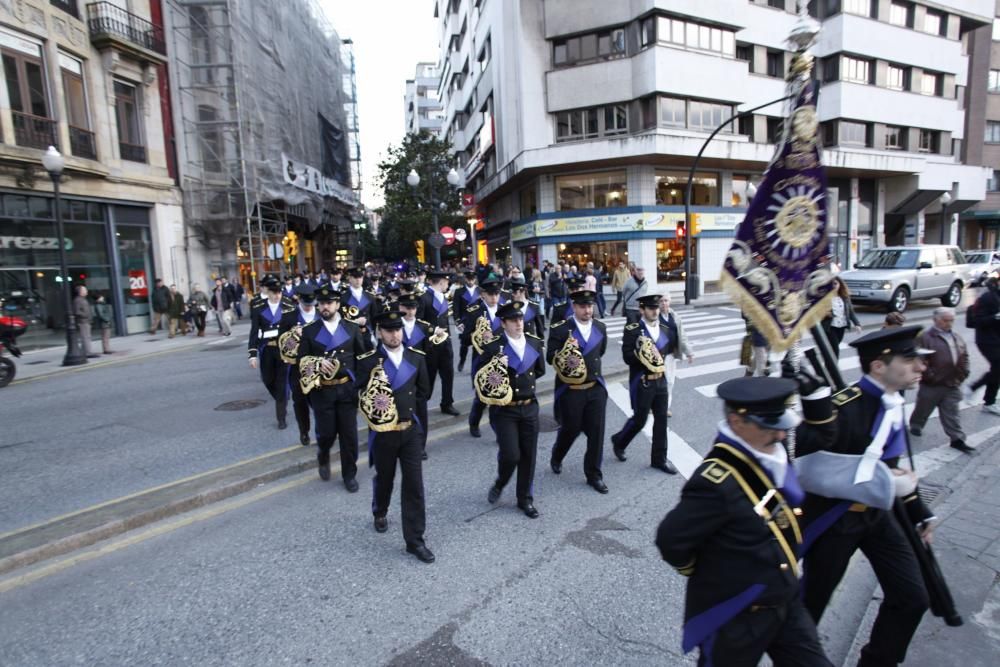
[319,1,440,210]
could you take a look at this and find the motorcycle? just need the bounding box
[0,298,28,388]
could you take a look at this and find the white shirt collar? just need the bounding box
[300,307,316,323]
[643,317,659,332]
[385,345,404,367]
[574,316,593,341]
[403,317,416,334]
[486,303,498,318]
[507,333,526,358]
[323,313,341,333]
[350,285,363,298]
[718,420,787,486]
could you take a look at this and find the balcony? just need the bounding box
[12,112,58,150]
[119,141,146,163]
[50,0,80,19]
[86,2,167,63]
[69,126,97,160]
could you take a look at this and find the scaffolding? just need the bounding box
[165,0,357,288]
[341,38,362,200]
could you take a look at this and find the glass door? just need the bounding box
[0,267,67,349]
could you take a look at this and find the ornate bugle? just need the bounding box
[429,327,449,345]
[278,325,303,365]
[553,335,587,385]
[474,353,513,406]
[359,359,399,432]
[636,334,665,374]
[471,315,493,354]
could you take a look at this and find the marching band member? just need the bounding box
[248,273,296,430]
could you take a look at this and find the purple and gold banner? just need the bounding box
[721,80,836,351]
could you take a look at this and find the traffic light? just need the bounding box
[676,221,685,239]
[281,235,292,262]
[690,213,701,237]
[415,239,426,263]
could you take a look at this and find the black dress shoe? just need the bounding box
[588,478,609,494]
[406,544,436,563]
[611,434,627,462]
[373,516,388,533]
[652,461,678,475]
[422,450,429,460]
[277,417,287,430]
[488,482,503,504]
[344,477,359,493]
[457,361,465,372]
[469,425,481,438]
[299,432,310,446]
[318,462,331,481]
[517,501,540,519]
[950,440,976,454]
[910,425,922,436]
[550,460,562,474]
[440,404,460,416]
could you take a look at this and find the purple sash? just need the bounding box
[383,353,416,391]
[315,322,351,352]
[504,339,539,375]
[404,323,426,347]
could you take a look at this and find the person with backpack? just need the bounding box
[965,277,1000,415]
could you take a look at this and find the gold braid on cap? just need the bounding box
[636,334,665,374]
[474,353,513,406]
[471,314,493,354]
[359,358,399,432]
[553,335,587,385]
[298,354,339,395]
[278,326,303,365]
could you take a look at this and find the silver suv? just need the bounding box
[839,245,968,313]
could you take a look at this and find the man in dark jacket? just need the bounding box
[149,278,170,334]
[910,308,973,452]
[966,277,1000,415]
[166,284,186,338]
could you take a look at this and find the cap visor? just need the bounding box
[747,409,801,431]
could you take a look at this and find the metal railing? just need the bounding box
[119,141,146,163]
[50,0,80,19]
[12,111,58,150]
[69,126,97,160]
[86,1,166,56]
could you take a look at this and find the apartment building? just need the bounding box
[435,0,992,294]
[0,0,182,346]
[404,62,444,136]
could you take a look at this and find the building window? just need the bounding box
[659,96,686,128]
[554,27,625,67]
[736,43,752,67]
[197,104,223,172]
[556,170,627,210]
[766,117,783,143]
[919,129,939,152]
[842,0,872,17]
[985,122,1000,144]
[50,1,78,19]
[840,121,870,147]
[688,100,732,132]
[59,53,96,160]
[114,80,145,162]
[920,71,941,97]
[767,0,785,8]
[887,64,909,91]
[657,16,735,56]
[731,174,762,207]
[640,16,655,47]
[738,115,754,140]
[842,56,871,84]
[478,36,491,72]
[766,50,784,78]
[555,104,626,142]
[988,170,1000,192]
[922,10,945,37]
[884,125,905,150]
[2,38,57,149]
[994,18,1000,41]
[655,170,718,205]
[990,70,1000,93]
[604,104,628,135]
[889,2,913,28]
[189,6,213,84]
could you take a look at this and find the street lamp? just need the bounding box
[407,167,460,267]
[42,146,87,366]
[353,218,367,264]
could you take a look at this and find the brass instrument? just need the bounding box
[278,325,303,365]
[470,315,493,354]
[636,334,666,374]
[474,353,513,406]
[299,354,341,395]
[344,305,360,320]
[429,327,449,345]
[553,335,587,385]
[359,359,399,432]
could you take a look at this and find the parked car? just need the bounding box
[838,245,968,313]
[964,250,1000,286]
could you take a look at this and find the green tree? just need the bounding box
[376,131,462,263]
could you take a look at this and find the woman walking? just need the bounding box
[820,277,861,358]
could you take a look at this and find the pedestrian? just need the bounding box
[883,311,906,328]
[656,376,833,667]
[230,277,245,319]
[796,326,937,667]
[210,277,233,336]
[73,285,98,358]
[296,286,364,487]
[965,277,1000,416]
[93,293,114,354]
[622,266,648,325]
[279,285,320,447]
[546,265,567,321]
[594,263,607,318]
[188,283,210,337]
[461,278,505,438]
[547,289,609,493]
[419,269,459,417]
[479,300,545,518]
[248,274,295,430]
[743,313,771,377]
[611,294,677,474]
[148,278,170,334]
[358,307,435,563]
[659,292,694,416]
[166,284,186,338]
[610,260,630,315]
[820,277,861,358]
[530,267,545,314]
[909,308,974,453]
[453,270,480,372]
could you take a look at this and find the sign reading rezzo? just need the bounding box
[510,210,742,243]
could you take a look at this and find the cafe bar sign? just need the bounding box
[511,210,742,243]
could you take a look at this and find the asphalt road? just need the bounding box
[1,290,997,665]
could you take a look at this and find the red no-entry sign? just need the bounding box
[440,226,455,245]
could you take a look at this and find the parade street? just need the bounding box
[2,297,1000,666]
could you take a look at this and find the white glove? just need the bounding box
[891,469,918,497]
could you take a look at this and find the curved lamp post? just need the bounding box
[408,166,460,267]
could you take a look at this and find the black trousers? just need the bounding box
[309,386,359,481]
[970,349,1000,405]
[287,365,310,436]
[371,425,426,548]
[699,595,831,667]
[804,509,929,666]
[489,401,539,502]
[258,346,287,402]
[614,377,668,465]
[468,352,485,428]
[426,342,455,407]
[458,340,470,367]
[551,384,607,482]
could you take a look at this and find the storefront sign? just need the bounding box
[128,270,148,298]
[281,153,358,206]
[511,210,743,243]
[0,235,72,251]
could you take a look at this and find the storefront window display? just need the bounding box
[656,238,691,282]
[655,170,718,205]
[556,170,628,210]
[116,224,155,334]
[557,241,627,273]
[731,174,764,207]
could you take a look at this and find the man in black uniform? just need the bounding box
[480,301,546,518]
[358,307,434,563]
[508,276,544,339]
[546,289,610,493]
[419,269,459,416]
[248,274,296,429]
[296,286,366,491]
[461,278,505,438]
[399,294,433,459]
[611,294,677,474]
[657,376,833,667]
[796,326,936,667]
[278,284,320,446]
[342,267,378,350]
[454,270,480,372]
